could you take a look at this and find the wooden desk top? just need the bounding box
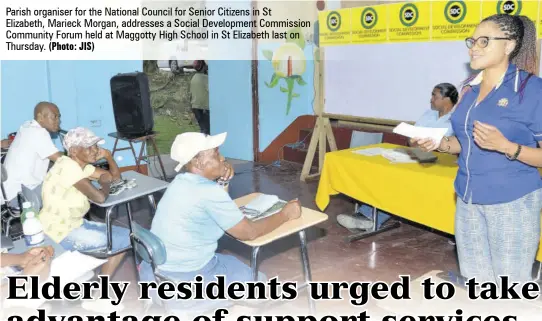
[233,193,329,247]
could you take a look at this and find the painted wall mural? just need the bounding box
[262,28,308,115]
[256,0,327,152]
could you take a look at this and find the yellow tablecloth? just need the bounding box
[315,143,542,262]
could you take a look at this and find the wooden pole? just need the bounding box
[300,47,337,181]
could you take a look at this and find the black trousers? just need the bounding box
[192,108,210,135]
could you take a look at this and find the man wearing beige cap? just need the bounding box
[141,132,301,313]
[39,127,130,280]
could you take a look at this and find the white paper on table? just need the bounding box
[352,147,387,156]
[243,194,281,214]
[393,122,448,144]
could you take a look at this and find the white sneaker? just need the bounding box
[337,214,373,229]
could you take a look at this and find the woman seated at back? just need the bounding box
[39,127,130,278]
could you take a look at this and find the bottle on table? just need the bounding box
[20,201,34,224]
[22,212,44,247]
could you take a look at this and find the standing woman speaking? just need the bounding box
[416,14,542,284]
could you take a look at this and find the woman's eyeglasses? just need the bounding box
[465,36,511,49]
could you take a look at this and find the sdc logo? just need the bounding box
[361,7,378,29]
[445,1,467,24]
[497,0,522,15]
[399,3,419,27]
[326,11,342,32]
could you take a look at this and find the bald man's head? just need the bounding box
[34,102,60,133]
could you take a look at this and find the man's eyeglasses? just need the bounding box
[465,36,511,49]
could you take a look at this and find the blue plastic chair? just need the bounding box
[130,222,172,313]
[131,222,167,275]
[21,184,42,213]
[130,223,238,317]
[1,164,21,238]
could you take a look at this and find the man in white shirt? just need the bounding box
[409,83,458,145]
[2,102,63,205]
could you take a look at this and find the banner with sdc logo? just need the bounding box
[432,0,482,41]
[482,0,539,23]
[387,2,431,42]
[351,4,388,44]
[317,0,541,46]
[318,9,352,46]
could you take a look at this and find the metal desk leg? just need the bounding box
[126,202,134,230]
[372,206,379,231]
[251,246,261,281]
[299,230,315,315]
[346,206,401,243]
[126,202,139,277]
[105,205,117,254]
[148,194,157,216]
[534,261,542,282]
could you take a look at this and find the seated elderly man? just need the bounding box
[141,132,301,313]
[2,102,63,206]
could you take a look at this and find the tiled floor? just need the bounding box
[86,160,460,316]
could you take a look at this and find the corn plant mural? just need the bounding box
[262,28,307,115]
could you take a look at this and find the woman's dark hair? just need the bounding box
[481,14,538,75]
[458,14,538,104]
[434,83,459,105]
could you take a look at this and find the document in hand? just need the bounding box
[393,122,448,144]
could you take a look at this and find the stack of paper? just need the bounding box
[381,149,417,163]
[393,122,448,144]
[352,147,386,156]
[240,194,287,221]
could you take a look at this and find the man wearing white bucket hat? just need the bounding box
[143,132,301,312]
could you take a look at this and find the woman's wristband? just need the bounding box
[505,144,522,160]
